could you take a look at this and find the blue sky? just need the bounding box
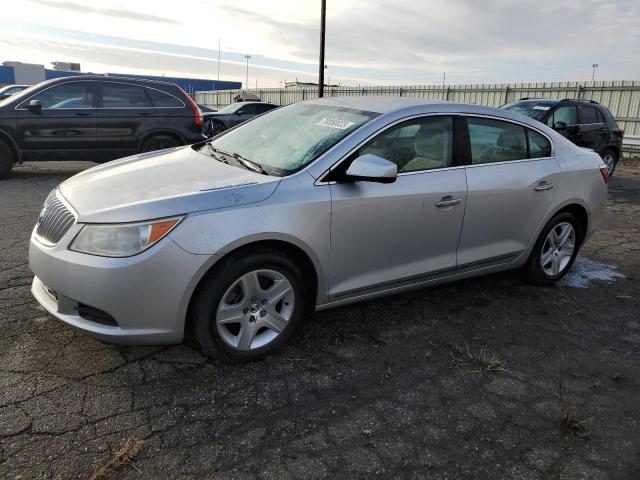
[2,0,639,87]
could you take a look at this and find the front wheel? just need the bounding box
[140,135,181,153]
[523,212,581,286]
[190,249,308,363]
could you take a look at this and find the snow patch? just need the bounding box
[561,255,625,288]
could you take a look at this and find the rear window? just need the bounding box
[600,107,619,129]
[579,106,599,124]
[147,88,184,108]
[502,101,556,121]
[101,82,151,108]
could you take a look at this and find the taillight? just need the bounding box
[599,164,609,184]
[616,128,625,139]
[182,90,203,128]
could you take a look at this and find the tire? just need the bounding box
[190,248,309,363]
[140,135,181,153]
[0,141,14,180]
[204,120,226,138]
[601,148,618,177]
[523,212,582,286]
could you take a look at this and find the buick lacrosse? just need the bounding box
[30,97,608,362]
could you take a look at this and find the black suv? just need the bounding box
[501,98,624,175]
[0,75,206,179]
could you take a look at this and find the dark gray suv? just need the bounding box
[0,75,206,179]
[501,98,624,175]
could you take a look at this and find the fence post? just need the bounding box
[576,84,583,99]
[445,86,450,101]
[302,89,306,100]
[504,86,510,104]
[279,89,283,106]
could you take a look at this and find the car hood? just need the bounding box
[60,146,281,223]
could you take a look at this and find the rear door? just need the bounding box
[15,80,97,161]
[95,81,157,160]
[577,105,606,153]
[457,116,560,266]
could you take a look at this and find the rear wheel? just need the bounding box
[0,141,14,180]
[190,249,308,363]
[524,212,581,286]
[140,135,181,153]
[601,148,618,177]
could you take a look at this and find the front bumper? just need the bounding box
[29,225,211,345]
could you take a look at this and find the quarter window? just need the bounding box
[528,130,552,158]
[26,82,94,109]
[546,105,577,127]
[357,116,454,173]
[467,118,527,164]
[146,88,183,107]
[101,82,151,108]
[579,106,599,124]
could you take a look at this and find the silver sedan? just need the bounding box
[29,97,609,362]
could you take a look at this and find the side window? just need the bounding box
[467,118,527,164]
[26,82,94,109]
[101,82,151,108]
[146,88,184,107]
[239,104,258,114]
[579,106,598,124]
[528,130,552,158]
[358,116,453,173]
[547,105,577,127]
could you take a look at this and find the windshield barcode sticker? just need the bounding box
[532,106,550,110]
[316,118,355,129]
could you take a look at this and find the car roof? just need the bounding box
[32,75,181,89]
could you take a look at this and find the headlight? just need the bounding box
[70,217,183,257]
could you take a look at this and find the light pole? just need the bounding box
[318,0,326,97]
[591,63,599,82]
[244,55,251,89]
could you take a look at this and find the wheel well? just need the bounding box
[604,145,620,159]
[0,133,18,164]
[140,131,185,149]
[184,240,319,337]
[557,204,588,243]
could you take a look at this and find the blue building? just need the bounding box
[0,62,240,92]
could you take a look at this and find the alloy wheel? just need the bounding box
[603,153,616,175]
[216,269,295,351]
[540,222,576,277]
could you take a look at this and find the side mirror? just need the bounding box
[236,109,246,115]
[27,100,42,112]
[345,154,397,184]
[553,121,568,131]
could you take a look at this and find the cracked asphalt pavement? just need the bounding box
[1,160,639,479]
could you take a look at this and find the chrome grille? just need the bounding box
[35,190,76,245]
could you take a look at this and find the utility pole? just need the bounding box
[244,55,251,89]
[318,0,326,97]
[217,38,221,80]
[591,63,599,82]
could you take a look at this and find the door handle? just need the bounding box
[534,181,554,191]
[435,196,462,208]
[75,112,91,117]
[139,111,153,116]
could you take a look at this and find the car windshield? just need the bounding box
[200,103,379,175]
[0,82,43,107]
[502,101,557,121]
[215,103,244,114]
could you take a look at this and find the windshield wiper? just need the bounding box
[230,153,268,175]
[204,143,268,175]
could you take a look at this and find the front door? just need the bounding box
[328,115,467,298]
[15,80,97,161]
